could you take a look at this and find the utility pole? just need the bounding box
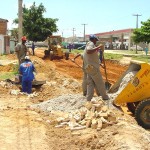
[133,14,142,28]
[72,28,75,42]
[82,24,87,42]
[18,0,23,42]
[133,14,142,53]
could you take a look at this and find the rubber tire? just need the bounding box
[65,52,69,60]
[50,51,54,61]
[127,102,139,114]
[135,99,150,129]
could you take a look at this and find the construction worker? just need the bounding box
[47,35,53,51]
[72,53,101,97]
[19,56,35,94]
[72,53,87,96]
[15,36,30,65]
[83,34,109,101]
[32,41,35,55]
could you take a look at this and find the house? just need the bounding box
[0,18,10,55]
[0,18,8,35]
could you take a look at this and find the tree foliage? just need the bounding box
[13,2,58,41]
[132,19,150,43]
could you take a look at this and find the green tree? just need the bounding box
[10,28,18,40]
[13,2,58,41]
[132,19,150,43]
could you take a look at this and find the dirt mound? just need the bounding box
[0,54,149,150]
[0,63,16,72]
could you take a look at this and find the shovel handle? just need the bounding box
[69,58,82,68]
[102,52,108,82]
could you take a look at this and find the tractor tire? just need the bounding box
[127,102,139,114]
[65,52,69,60]
[50,51,54,61]
[135,99,150,129]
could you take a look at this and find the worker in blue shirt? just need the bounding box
[19,56,35,94]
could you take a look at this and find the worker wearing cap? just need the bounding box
[72,53,101,97]
[15,36,29,65]
[19,56,35,94]
[83,34,109,101]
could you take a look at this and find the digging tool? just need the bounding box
[69,58,82,68]
[102,51,112,91]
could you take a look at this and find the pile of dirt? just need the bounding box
[0,54,150,150]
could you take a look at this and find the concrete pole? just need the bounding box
[82,24,87,42]
[128,33,131,51]
[72,28,75,42]
[18,0,23,42]
[133,14,142,54]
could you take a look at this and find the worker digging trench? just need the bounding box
[0,52,150,150]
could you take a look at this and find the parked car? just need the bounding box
[73,42,86,49]
[26,42,32,48]
[77,45,86,50]
[130,45,143,51]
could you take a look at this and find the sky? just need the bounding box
[0,0,150,37]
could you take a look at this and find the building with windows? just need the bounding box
[86,28,134,50]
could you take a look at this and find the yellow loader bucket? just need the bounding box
[113,61,150,106]
[110,60,150,129]
[57,45,63,57]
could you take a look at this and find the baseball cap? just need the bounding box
[24,56,30,60]
[21,36,27,41]
[89,34,99,41]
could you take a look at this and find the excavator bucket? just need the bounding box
[112,61,150,106]
[108,60,144,94]
[109,60,150,129]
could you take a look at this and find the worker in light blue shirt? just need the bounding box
[19,56,35,94]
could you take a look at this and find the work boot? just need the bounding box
[102,95,109,101]
[83,92,87,96]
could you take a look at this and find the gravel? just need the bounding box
[31,71,137,113]
[31,94,87,113]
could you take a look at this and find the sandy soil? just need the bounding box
[0,52,150,150]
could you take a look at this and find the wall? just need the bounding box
[10,40,16,53]
[0,35,4,55]
[0,20,7,35]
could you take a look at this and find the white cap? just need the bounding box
[25,56,30,60]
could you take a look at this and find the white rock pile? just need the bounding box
[31,94,87,113]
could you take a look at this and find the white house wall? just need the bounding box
[0,35,4,55]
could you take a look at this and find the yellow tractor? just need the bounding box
[44,35,69,60]
[109,60,150,129]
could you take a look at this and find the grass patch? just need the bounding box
[132,55,149,62]
[62,49,83,54]
[0,54,7,59]
[0,72,16,80]
[104,53,123,60]
[111,50,144,55]
[0,64,19,80]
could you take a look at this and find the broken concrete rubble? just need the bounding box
[55,98,117,131]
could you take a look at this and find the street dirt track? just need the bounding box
[0,53,150,150]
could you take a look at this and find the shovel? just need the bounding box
[69,58,82,68]
[102,52,112,91]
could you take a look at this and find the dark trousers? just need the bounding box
[32,48,35,55]
[22,80,32,94]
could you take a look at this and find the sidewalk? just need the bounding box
[105,50,149,57]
